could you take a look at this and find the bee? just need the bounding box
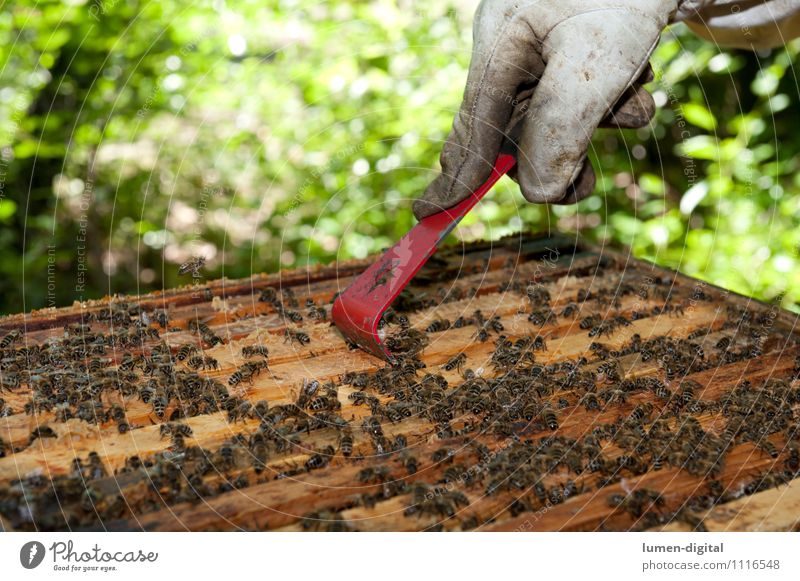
[484,316,504,333]
[525,285,551,304]
[138,384,156,404]
[307,305,327,321]
[227,399,253,422]
[85,451,107,480]
[715,337,732,350]
[339,429,354,457]
[361,416,384,438]
[560,302,579,317]
[629,402,654,422]
[152,390,168,418]
[580,393,600,411]
[248,436,269,474]
[654,385,672,400]
[528,309,554,327]
[176,343,199,361]
[283,309,304,323]
[426,319,451,333]
[187,355,219,370]
[402,453,418,475]
[580,315,600,330]
[443,353,467,373]
[178,255,206,276]
[188,319,211,334]
[227,369,248,387]
[296,378,321,407]
[541,406,559,430]
[522,401,541,421]
[0,330,22,349]
[29,425,58,443]
[596,360,622,382]
[284,329,310,345]
[452,316,470,329]
[305,445,335,471]
[475,328,490,342]
[240,345,270,359]
[259,287,279,304]
[679,381,699,404]
[153,310,169,328]
[598,388,628,405]
[757,440,779,458]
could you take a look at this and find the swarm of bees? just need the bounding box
[2,235,800,534]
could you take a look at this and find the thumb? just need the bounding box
[516,10,663,204]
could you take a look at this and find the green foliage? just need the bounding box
[1,0,798,314]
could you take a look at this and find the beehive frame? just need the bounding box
[1,232,799,532]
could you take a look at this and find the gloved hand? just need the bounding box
[414,0,679,219]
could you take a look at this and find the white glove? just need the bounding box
[413,0,799,219]
[414,0,677,218]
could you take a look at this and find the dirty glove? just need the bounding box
[413,0,676,219]
[415,0,800,219]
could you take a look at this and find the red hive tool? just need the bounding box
[332,141,517,362]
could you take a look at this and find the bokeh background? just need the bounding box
[1,0,798,315]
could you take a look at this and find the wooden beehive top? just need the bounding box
[1,232,799,532]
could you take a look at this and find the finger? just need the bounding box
[414,10,544,219]
[552,159,596,205]
[599,84,656,129]
[515,11,662,204]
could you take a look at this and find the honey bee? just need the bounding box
[560,302,579,317]
[579,315,600,330]
[629,402,654,422]
[307,304,327,321]
[282,309,304,323]
[541,406,559,430]
[580,393,600,411]
[152,390,168,418]
[528,309,555,327]
[187,355,219,370]
[757,440,779,458]
[284,329,310,345]
[338,429,354,457]
[654,385,672,399]
[29,425,58,443]
[176,343,199,361]
[178,255,206,276]
[596,360,622,382]
[0,330,22,349]
[443,353,467,373]
[402,453,418,475]
[241,345,270,358]
[305,445,335,471]
[426,319,451,333]
[715,337,732,350]
[188,319,210,333]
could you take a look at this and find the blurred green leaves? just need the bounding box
[0,0,798,314]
